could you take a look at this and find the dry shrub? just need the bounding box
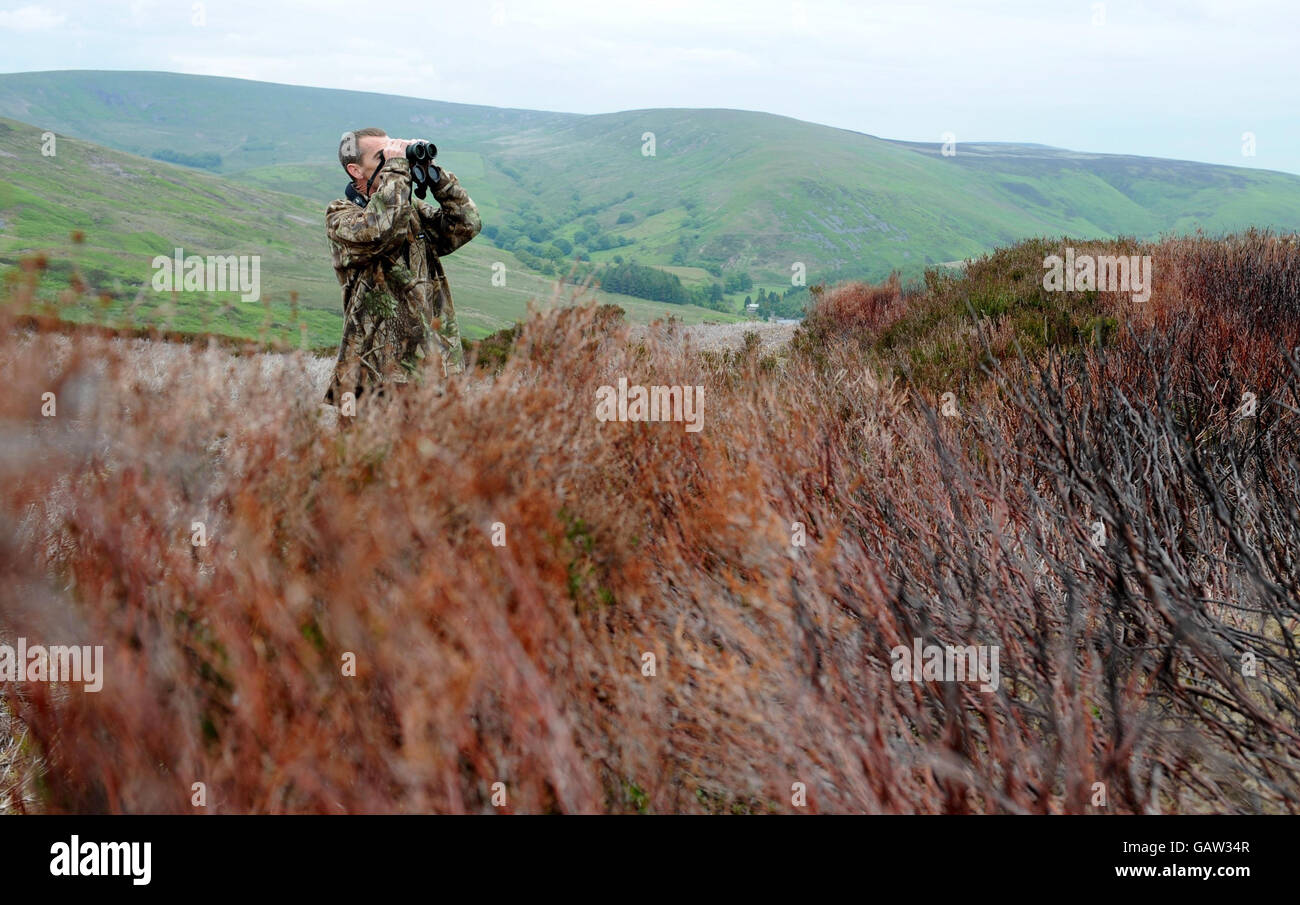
[0,234,1296,813]
[802,274,907,341]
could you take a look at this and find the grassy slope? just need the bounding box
[4,70,1299,296]
[0,118,343,344]
[0,117,740,345]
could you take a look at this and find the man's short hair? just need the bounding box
[339,127,387,172]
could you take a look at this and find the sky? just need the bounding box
[1,0,1297,174]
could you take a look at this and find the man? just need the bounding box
[323,127,481,410]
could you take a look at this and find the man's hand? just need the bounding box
[381,137,412,159]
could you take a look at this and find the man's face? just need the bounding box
[347,134,388,193]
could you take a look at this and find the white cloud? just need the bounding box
[0,0,1297,172]
[0,5,67,30]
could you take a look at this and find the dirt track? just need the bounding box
[627,320,798,354]
[4,319,799,426]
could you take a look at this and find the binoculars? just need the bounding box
[405,140,440,198]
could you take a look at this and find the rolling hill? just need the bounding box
[3,69,1300,342]
[0,116,741,345]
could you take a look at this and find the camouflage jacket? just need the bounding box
[322,155,480,407]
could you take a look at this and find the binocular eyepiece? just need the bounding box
[405,140,440,199]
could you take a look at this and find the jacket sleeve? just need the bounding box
[413,169,482,257]
[326,156,415,268]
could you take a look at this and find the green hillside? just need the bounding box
[0,117,741,345]
[4,69,1300,300]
